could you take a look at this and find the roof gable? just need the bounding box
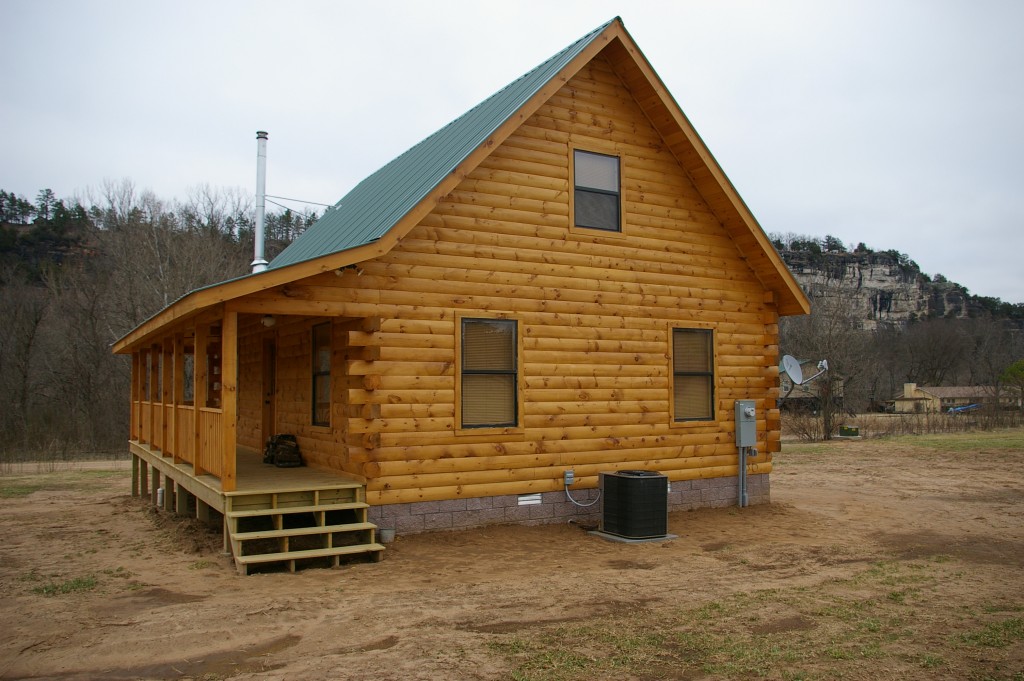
[269,18,617,271]
[270,17,808,315]
[114,17,809,353]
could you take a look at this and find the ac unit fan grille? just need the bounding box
[600,471,668,539]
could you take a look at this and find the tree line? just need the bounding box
[1,189,1020,457]
[0,182,316,456]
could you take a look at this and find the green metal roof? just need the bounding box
[268,18,617,270]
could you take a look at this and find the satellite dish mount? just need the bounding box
[780,355,828,398]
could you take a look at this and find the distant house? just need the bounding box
[892,383,998,413]
[113,17,810,573]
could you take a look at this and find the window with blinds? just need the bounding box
[573,149,620,232]
[672,328,714,421]
[311,323,331,426]
[461,318,517,428]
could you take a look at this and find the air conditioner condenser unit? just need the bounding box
[600,470,668,539]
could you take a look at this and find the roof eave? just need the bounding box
[600,27,810,317]
[111,239,391,353]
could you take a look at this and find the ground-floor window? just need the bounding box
[460,318,518,428]
[312,322,331,426]
[672,327,715,421]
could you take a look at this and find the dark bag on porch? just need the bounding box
[263,434,303,468]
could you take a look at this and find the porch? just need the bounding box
[130,440,384,574]
[123,306,384,573]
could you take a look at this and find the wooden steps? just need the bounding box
[232,521,377,541]
[235,543,387,567]
[225,485,383,574]
[228,501,369,518]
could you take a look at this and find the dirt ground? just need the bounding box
[1,430,1022,681]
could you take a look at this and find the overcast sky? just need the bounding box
[2,0,1022,303]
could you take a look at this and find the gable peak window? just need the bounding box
[573,149,620,232]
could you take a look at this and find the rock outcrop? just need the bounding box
[778,250,980,328]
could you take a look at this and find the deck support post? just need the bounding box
[222,515,232,556]
[175,483,188,516]
[197,498,212,525]
[150,469,160,506]
[131,455,140,497]
[164,477,175,512]
[140,458,149,499]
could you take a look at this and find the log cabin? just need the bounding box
[113,17,810,573]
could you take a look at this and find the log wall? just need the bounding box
[247,54,781,505]
[245,317,359,477]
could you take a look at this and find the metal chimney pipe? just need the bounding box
[251,130,269,273]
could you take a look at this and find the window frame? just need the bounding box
[181,344,195,406]
[569,146,625,236]
[456,315,523,433]
[311,322,332,428]
[669,325,717,424]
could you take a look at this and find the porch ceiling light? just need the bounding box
[261,315,276,328]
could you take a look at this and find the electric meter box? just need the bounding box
[735,400,757,448]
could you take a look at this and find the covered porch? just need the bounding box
[122,303,384,573]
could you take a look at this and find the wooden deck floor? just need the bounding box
[128,440,363,512]
[230,447,364,496]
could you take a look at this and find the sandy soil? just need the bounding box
[0,432,1022,680]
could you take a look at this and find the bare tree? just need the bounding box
[901,319,970,386]
[781,282,872,437]
[0,267,50,446]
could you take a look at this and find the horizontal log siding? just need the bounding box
[260,316,360,478]
[283,55,780,504]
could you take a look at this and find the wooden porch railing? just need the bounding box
[176,406,195,464]
[198,408,224,478]
[128,308,236,491]
[153,401,164,451]
[139,402,152,445]
[131,402,224,479]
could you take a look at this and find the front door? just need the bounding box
[261,337,276,442]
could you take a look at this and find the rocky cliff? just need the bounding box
[777,250,982,328]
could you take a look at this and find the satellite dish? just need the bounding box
[781,355,803,384]
[780,355,829,399]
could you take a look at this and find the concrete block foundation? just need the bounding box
[368,473,770,536]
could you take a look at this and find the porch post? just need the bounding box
[130,352,139,441]
[149,344,159,446]
[161,338,173,457]
[139,348,149,444]
[221,306,238,492]
[193,322,207,478]
[170,335,182,463]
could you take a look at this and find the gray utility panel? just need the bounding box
[735,400,757,448]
